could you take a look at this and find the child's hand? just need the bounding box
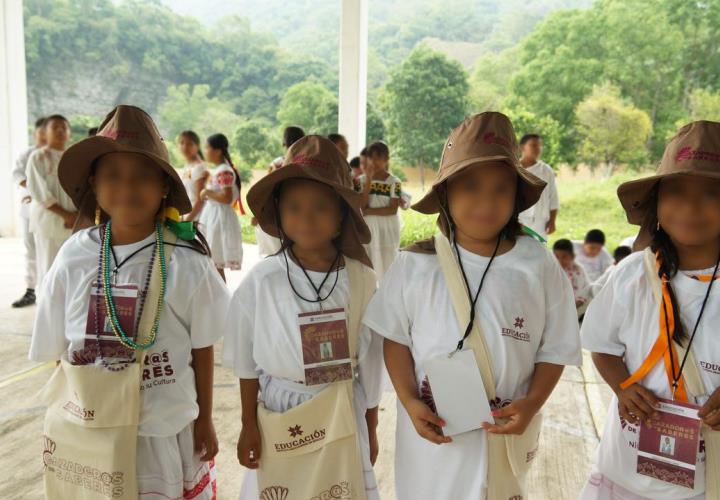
[199,189,209,200]
[237,421,262,469]
[193,416,219,461]
[404,398,452,445]
[699,388,720,430]
[618,383,657,424]
[483,397,541,435]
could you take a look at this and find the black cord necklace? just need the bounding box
[453,235,501,352]
[663,248,720,398]
[283,246,342,304]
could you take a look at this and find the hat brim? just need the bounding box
[58,136,192,219]
[412,156,547,214]
[618,170,720,225]
[247,163,372,267]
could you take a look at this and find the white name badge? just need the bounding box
[423,349,494,436]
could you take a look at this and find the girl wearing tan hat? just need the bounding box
[363,112,581,500]
[223,136,383,500]
[28,105,229,500]
[580,121,720,500]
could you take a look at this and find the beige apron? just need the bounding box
[256,257,376,500]
[642,248,720,499]
[39,229,176,500]
[435,233,543,500]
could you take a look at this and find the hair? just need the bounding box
[613,245,632,263]
[519,134,541,146]
[34,117,47,129]
[44,114,70,128]
[328,133,346,145]
[367,141,390,158]
[359,147,368,157]
[179,130,204,160]
[283,126,305,148]
[584,229,606,245]
[553,238,574,254]
[207,133,242,193]
[349,156,361,168]
[87,127,98,137]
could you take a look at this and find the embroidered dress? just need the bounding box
[198,164,243,270]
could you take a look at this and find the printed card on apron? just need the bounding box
[39,229,176,500]
[435,232,542,500]
[255,258,376,500]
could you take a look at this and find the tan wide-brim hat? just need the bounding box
[247,135,372,267]
[618,120,720,249]
[59,105,191,223]
[413,112,546,222]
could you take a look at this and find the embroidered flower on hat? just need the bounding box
[675,146,720,163]
[289,153,330,169]
[482,132,512,148]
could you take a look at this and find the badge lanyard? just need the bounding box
[663,251,720,399]
[452,236,500,354]
[284,246,342,311]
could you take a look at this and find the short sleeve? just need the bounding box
[13,148,30,185]
[391,180,402,199]
[547,166,559,211]
[188,258,230,349]
[357,325,383,408]
[29,259,68,361]
[223,280,260,378]
[363,253,412,346]
[581,267,627,356]
[535,253,582,365]
[216,169,235,188]
[26,151,57,208]
[191,165,207,182]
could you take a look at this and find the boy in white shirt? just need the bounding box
[518,134,559,240]
[590,245,632,297]
[25,114,76,291]
[10,117,46,307]
[573,229,614,282]
[553,238,591,315]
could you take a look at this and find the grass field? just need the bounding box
[239,168,646,252]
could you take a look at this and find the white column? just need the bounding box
[0,0,29,237]
[338,0,368,158]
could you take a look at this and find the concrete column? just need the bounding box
[0,0,29,237]
[338,0,368,158]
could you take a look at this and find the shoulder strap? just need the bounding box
[344,258,377,363]
[434,232,497,400]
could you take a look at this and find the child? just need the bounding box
[349,156,363,180]
[573,229,614,281]
[363,112,581,500]
[270,126,305,170]
[178,130,208,221]
[580,120,720,500]
[199,133,243,279]
[328,132,349,159]
[224,135,382,499]
[590,245,632,297]
[357,141,402,280]
[26,114,77,291]
[553,238,591,315]
[29,105,229,499]
[518,133,559,240]
[11,116,46,307]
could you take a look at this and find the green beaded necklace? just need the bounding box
[101,220,167,350]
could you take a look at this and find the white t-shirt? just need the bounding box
[28,227,230,437]
[13,145,36,218]
[581,251,720,499]
[26,146,75,239]
[223,252,383,409]
[362,235,581,499]
[518,161,559,239]
[573,240,614,282]
[355,173,402,209]
[181,162,208,205]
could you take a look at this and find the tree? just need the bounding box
[575,83,652,178]
[687,89,720,122]
[381,45,469,189]
[233,119,280,169]
[276,80,338,134]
